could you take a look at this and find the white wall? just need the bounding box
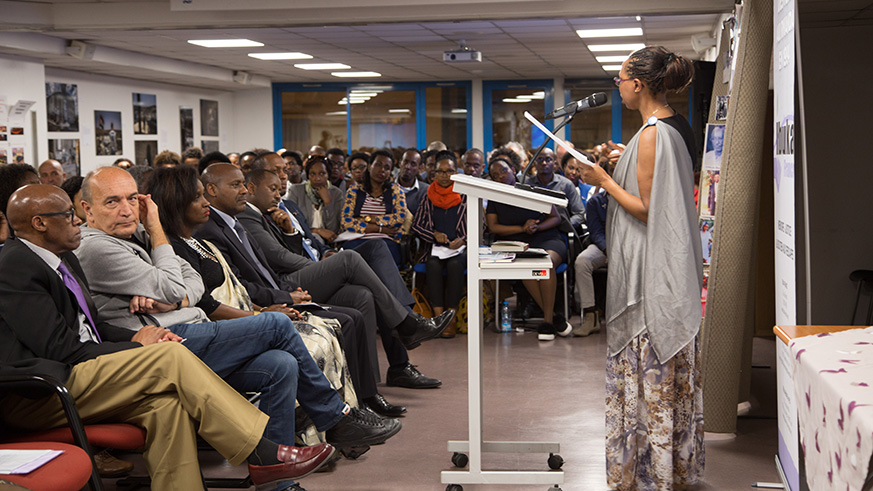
[231,87,274,152]
[45,67,239,175]
[0,54,48,167]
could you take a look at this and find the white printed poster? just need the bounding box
[774,0,798,489]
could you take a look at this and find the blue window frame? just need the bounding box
[272,81,472,154]
[482,80,554,153]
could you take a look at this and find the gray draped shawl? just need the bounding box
[605,118,703,362]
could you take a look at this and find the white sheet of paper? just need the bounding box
[431,244,465,259]
[524,111,595,167]
[0,449,64,474]
[335,231,365,242]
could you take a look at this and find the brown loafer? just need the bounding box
[248,443,335,488]
[440,318,457,338]
[94,449,135,478]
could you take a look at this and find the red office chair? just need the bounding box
[0,441,92,491]
[0,375,146,491]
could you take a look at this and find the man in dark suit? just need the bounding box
[195,164,453,380]
[238,169,440,390]
[0,184,335,490]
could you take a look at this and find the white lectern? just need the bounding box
[441,174,568,491]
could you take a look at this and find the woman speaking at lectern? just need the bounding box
[580,46,704,490]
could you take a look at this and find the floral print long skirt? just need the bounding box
[605,332,705,490]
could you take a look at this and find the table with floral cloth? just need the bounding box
[790,326,873,491]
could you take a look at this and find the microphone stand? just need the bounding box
[514,111,575,199]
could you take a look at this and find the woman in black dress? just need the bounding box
[485,158,570,341]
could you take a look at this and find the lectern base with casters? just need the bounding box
[440,175,567,491]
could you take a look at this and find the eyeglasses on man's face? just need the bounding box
[35,207,77,224]
[614,76,634,87]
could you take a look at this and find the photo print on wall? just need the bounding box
[180,107,194,152]
[94,110,123,156]
[201,140,219,153]
[135,140,158,167]
[48,139,81,177]
[46,83,79,132]
[133,93,157,135]
[200,99,219,136]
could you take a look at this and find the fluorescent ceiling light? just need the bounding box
[332,71,382,78]
[576,28,643,39]
[294,63,351,70]
[326,111,347,116]
[588,43,646,52]
[451,108,468,114]
[596,55,629,63]
[188,39,263,48]
[602,65,623,71]
[248,52,312,60]
[502,98,529,103]
[349,92,379,97]
[389,109,411,113]
[516,95,536,100]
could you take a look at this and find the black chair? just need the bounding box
[850,269,873,325]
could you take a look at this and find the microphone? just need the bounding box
[545,92,608,119]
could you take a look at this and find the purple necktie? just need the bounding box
[57,261,101,343]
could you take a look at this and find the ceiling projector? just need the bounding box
[443,41,482,63]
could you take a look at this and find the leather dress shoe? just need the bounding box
[248,443,334,489]
[94,449,135,477]
[386,363,442,389]
[326,406,402,448]
[363,393,407,417]
[399,310,456,349]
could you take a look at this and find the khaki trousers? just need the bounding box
[0,342,269,491]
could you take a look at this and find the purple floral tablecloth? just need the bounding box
[790,327,873,490]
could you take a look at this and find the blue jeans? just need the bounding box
[168,312,346,445]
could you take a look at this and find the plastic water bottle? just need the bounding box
[500,301,512,332]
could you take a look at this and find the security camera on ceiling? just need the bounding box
[443,40,482,63]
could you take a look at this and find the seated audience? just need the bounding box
[0,184,335,490]
[239,167,432,390]
[574,164,610,337]
[146,166,405,419]
[490,146,523,177]
[38,159,66,187]
[154,149,181,168]
[347,152,369,188]
[486,159,571,341]
[227,151,241,167]
[74,167,400,478]
[125,165,154,193]
[181,146,204,167]
[0,163,41,249]
[521,147,586,232]
[461,148,485,178]
[282,150,304,185]
[60,176,87,223]
[411,150,468,338]
[561,151,595,207]
[198,150,232,175]
[326,148,347,195]
[396,149,428,216]
[239,150,257,175]
[286,155,344,244]
[112,157,134,169]
[420,150,437,184]
[341,150,407,266]
[197,164,450,388]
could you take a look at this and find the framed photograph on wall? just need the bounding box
[94,110,123,156]
[201,140,219,153]
[180,107,194,152]
[46,83,79,132]
[200,99,219,136]
[133,93,157,135]
[48,139,81,177]
[135,140,158,167]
